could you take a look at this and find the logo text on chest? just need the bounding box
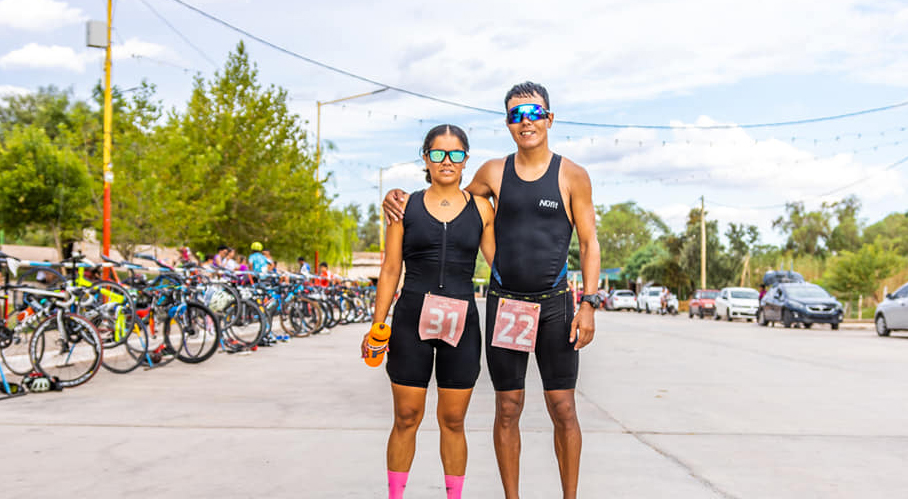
[539,199,559,209]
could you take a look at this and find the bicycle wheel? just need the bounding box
[1,318,41,375]
[291,297,325,337]
[81,280,139,346]
[141,307,178,368]
[197,283,240,328]
[98,314,150,374]
[224,299,266,347]
[30,313,103,388]
[166,302,221,364]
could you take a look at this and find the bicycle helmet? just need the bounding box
[251,241,263,251]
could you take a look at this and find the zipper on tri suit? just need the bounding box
[439,221,447,289]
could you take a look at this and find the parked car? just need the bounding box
[638,287,664,314]
[606,289,637,311]
[757,282,843,329]
[874,282,908,336]
[714,287,760,322]
[688,289,719,318]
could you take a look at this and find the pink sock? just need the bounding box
[445,475,465,499]
[388,470,408,499]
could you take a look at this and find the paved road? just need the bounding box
[1,306,905,498]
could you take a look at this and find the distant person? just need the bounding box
[298,256,311,275]
[249,242,269,273]
[201,254,215,270]
[759,283,767,301]
[213,245,229,267]
[224,247,238,271]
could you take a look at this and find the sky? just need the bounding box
[1,0,907,248]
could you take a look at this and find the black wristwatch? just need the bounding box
[580,294,602,308]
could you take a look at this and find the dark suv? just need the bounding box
[758,282,843,330]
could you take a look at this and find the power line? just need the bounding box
[138,0,218,68]
[130,53,194,73]
[707,153,908,211]
[166,0,501,115]
[167,0,908,131]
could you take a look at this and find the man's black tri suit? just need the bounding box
[386,190,483,390]
[491,154,573,292]
[487,153,579,392]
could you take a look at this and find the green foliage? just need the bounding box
[474,252,491,283]
[827,196,862,253]
[621,242,664,283]
[0,86,75,141]
[773,196,863,257]
[355,203,380,251]
[162,42,326,260]
[821,243,904,301]
[0,125,92,257]
[596,201,668,269]
[863,211,908,254]
[773,201,831,257]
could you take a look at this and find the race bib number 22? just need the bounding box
[418,294,469,347]
[491,298,540,353]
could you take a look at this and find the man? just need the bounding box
[384,81,599,498]
[249,242,270,274]
[297,256,311,275]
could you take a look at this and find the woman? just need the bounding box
[362,124,494,499]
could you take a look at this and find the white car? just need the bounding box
[714,287,760,321]
[874,282,908,336]
[638,287,665,314]
[607,290,637,311]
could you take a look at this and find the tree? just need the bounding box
[821,244,904,302]
[827,195,862,254]
[356,203,381,252]
[621,242,665,284]
[0,86,75,141]
[158,41,331,261]
[596,201,668,269]
[678,208,733,291]
[863,211,908,254]
[772,201,831,257]
[0,125,92,257]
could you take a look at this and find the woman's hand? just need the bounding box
[361,331,388,358]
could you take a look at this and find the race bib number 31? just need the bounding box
[418,294,469,347]
[491,298,540,353]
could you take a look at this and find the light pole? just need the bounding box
[313,87,389,269]
[86,3,113,275]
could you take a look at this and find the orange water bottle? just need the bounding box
[364,322,391,367]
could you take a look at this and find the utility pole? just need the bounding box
[102,0,113,266]
[700,195,706,289]
[313,87,389,269]
[86,3,113,276]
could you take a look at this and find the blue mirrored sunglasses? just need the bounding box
[427,149,467,163]
[507,104,550,124]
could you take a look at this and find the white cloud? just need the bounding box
[553,116,905,201]
[0,0,86,30]
[0,43,92,72]
[0,85,30,98]
[0,39,173,73]
[319,0,908,106]
[112,38,169,61]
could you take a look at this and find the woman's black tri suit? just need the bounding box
[487,153,578,392]
[386,190,483,390]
